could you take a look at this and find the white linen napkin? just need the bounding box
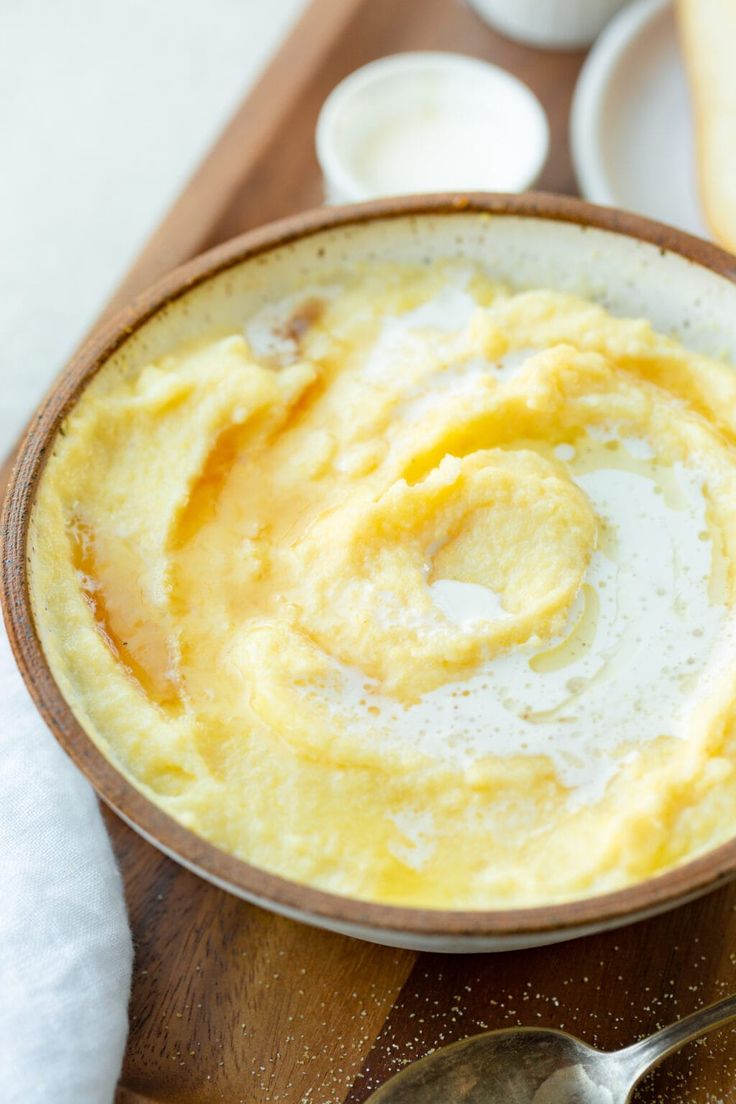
[0,625,133,1104]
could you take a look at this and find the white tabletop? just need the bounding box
[0,0,307,458]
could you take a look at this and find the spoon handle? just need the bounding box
[617,992,736,1086]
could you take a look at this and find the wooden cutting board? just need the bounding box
[6,0,736,1099]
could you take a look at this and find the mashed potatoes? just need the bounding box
[29,261,736,908]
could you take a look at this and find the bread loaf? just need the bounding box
[678,0,736,252]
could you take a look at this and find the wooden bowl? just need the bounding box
[5,193,736,952]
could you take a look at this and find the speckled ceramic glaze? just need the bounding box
[5,194,736,951]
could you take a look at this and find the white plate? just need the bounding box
[571,0,709,239]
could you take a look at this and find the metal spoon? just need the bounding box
[365,993,736,1103]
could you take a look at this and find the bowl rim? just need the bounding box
[5,190,736,939]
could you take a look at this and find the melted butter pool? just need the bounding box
[304,434,732,804]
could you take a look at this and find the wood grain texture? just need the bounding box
[4,0,736,1100]
[110,807,414,1103]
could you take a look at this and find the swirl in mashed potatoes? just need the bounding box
[29,261,736,908]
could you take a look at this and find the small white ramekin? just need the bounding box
[316,52,549,204]
[468,0,633,49]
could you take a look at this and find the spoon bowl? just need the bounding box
[366,994,736,1103]
[367,1029,622,1103]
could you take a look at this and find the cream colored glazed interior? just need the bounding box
[28,214,736,908]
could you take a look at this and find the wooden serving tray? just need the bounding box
[7,0,736,1099]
